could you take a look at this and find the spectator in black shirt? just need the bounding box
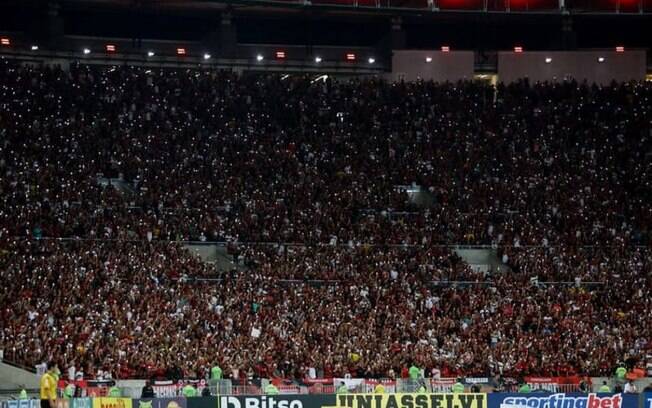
[141,380,155,398]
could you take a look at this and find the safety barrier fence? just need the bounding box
[43,377,650,399]
[8,236,651,250]
[4,392,651,408]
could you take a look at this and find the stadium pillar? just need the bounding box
[35,1,64,47]
[390,17,406,50]
[205,10,237,59]
[221,12,238,58]
[559,14,577,50]
[379,16,405,65]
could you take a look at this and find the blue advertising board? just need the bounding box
[70,398,93,408]
[3,400,91,408]
[643,392,652,408]
[488,393,638,408]
[3,400,40,408]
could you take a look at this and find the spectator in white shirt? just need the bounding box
[623,379,638,394]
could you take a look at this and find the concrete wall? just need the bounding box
[498,50,646,85]
[454,248,505,274]
[0,362,39,390]
[184,244,220,263]
[391,50,475,82]
[184,244,241,272]
[591,376,651,392]
[115,380,146,398]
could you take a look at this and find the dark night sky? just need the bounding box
[0,1,650,50]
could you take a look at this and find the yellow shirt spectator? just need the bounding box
[40,372,57,401]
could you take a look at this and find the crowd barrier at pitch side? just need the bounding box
[3,392,651,408]
[98,377,620,398]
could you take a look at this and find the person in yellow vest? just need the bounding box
[108,385,121,397]
[598,381,611,393]
[40,362,58,408]
[52,367,61,384]
[182,384,197,397]
[373,384,385,394]
[518,383,531,393]
[336,382,349,394]
[615,366,627,381]
[63,383,75,399]
[452,378,465,393]
[265,383,279,395]
[210,365,223,380]
[19,389,28,399]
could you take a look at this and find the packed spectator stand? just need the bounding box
[0,61,650,383]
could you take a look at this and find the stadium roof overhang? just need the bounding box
[11,0,651,17]
[60,0,652,15]
[5,0,652,24]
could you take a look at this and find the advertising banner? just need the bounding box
[464,379,491,385]
[187,397,218,408]
[3,400,40,408]
[133,398,187,408]
[302,378,333,385]
[643,393,652,408]
[92,398,133,408]
[59,380,116,396]
[56,398,93,408]
[152,380,208,397]
[428,380,456,392]
[335,378,397,393]
[487,393,638,408]
[71,398,93,408]
[153,382,178,398]
[335,378,365,391]
[219,394,336,408]
[521,377,585,393]
[335,393,487,408]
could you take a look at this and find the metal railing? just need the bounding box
[7,236,650,250]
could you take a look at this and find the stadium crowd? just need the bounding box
[0,61,650,381]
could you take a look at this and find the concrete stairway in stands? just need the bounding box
[0,361,39,392]
[183,244,243,273]
[96,177,136,194]
[453,247,508,275]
